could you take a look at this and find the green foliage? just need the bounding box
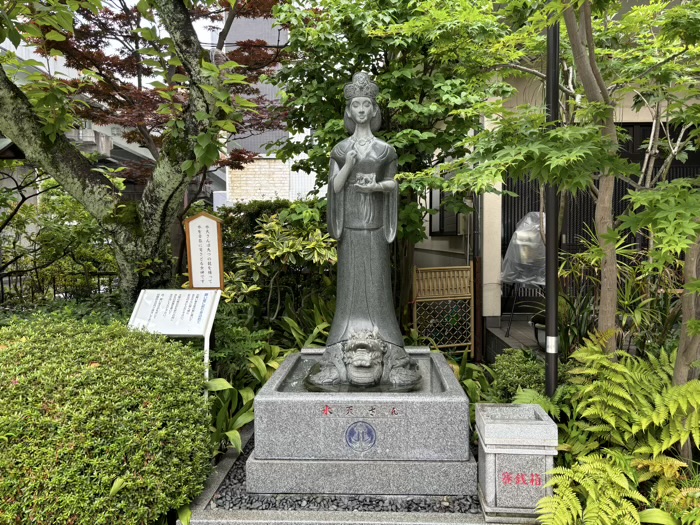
[661,0,700,47]
[207,378,255,457]
[0,0,257,304]
[272,0,513,245]
[0,173,117,301]
[439,106,635,197]
[0,315,212,525]
[221,199,336,348]
[273,0,505,182]
[0,294,127,327]
[539,452,648,525]
[208,301,276,387]
[491,348,546,401]
[483,348,574,403]
[459,361,497,423]
[218,199,292,267]
[0,0,101,50]
[532,334,700,525]
[0,52,92,140]
[204,300,294,454]
[559,233,683,355]
[620,179,700,268]
[278,292,335,349]
[458,350,571,424]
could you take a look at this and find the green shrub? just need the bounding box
[0,294,128,327]
[490,348,546,401]
[0,315,212,525]
[221,199,336,348]
[486,348,575,403]
[217,198,291,267]
[209,301,275,388]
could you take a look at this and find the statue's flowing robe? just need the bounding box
[326,138,402,349]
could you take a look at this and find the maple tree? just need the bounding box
[0,0,283,305]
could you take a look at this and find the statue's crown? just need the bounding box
[344,72,379,101]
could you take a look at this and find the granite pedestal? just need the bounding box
[476,404,558,523]
[246,347,476,496]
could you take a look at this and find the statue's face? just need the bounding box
[348,97,374,125]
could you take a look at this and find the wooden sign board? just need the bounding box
[184,211,224,289]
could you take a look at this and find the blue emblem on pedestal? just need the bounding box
[345,421,376,452]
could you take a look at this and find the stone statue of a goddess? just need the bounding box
[305,72,421,391]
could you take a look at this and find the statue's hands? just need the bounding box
[355,182,382,193]
[345,150,358,167]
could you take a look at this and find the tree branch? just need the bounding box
[137,0,220,241]
[150,0,208,88]
[487,63,576,97]
[562,3,605,104]
[216,0,239,51]
[581,1,610,105]
[609,47,689,98]
[650,133,693,187]
[0,65,114,220]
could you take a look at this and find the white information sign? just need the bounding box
[184,212,224,289]
[129,289,221,379]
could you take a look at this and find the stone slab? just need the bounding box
[478,441,554,515]
[479,487,539,524]
[475,404,558,450]
[245,452,477,495]
[253,350,469,462]
[189,508,495,525]
[494,454,545,509]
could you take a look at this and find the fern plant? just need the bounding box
[514,333,700,525]
[539,451,647,525]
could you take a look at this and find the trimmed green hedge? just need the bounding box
[0,316,212,525]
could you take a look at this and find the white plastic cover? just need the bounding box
[501,211,546,286]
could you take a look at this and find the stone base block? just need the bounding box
[478,487,539,524]
[189,509,496,525]
[246,452,477,496]
[253,349,470,463]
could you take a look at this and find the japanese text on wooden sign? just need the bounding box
[184,212,224,289]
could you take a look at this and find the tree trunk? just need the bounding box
[675,234,700,466]
[596,170,617,350]
[562,2,619,352]
[0,0,225,308]
[675,235,700,386]
[113,241,174,308]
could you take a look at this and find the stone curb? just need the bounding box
[185,426,518,525]
[190,508,489,524]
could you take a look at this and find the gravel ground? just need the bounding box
[212,439,482,514]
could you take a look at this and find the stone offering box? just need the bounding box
[246,347,477,496]
[476,403,558,524]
